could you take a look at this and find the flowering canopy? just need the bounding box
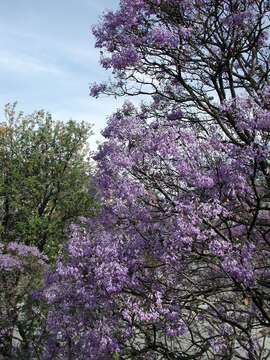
[44,1,270,359]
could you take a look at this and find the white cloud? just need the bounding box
[0,51,62,75]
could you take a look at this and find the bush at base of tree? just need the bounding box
[0,241,48,359]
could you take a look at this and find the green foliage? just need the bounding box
[0,103,97,260]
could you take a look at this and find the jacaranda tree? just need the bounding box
[43,1,270,358]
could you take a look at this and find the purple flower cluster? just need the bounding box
[0,241,48,356]
[89,82,107,98]
[43,92,270,357]
[0,241,47,271]
[43,0,270,358]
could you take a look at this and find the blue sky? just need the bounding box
[0,0,120,149]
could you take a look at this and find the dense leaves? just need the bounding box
[0,104,96,258]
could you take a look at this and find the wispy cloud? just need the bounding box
[0,51,63,75]
[0,0,120,148]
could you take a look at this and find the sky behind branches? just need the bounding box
[0,0,119,148]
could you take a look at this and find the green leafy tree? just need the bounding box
[0,103,96,259]
[0,104,97,358]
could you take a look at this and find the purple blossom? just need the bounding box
[41,0,270,358]
[89,82,107,98]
